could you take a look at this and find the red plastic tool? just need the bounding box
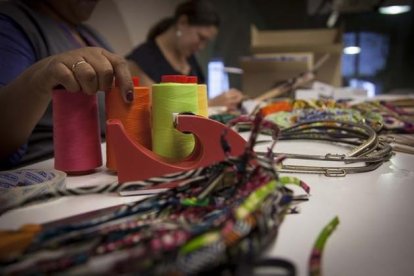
[106,114,246,183]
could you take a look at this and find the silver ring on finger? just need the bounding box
[71,60,88,73]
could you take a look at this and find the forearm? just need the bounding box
[0,48,134,160]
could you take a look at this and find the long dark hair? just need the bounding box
[147,0,220,41]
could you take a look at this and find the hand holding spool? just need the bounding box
[52,48,134,174]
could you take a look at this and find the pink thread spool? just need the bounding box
[53,89,102,174]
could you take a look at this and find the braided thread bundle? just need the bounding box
[0,114,309,275]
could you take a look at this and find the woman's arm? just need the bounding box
[0,47,133,159]
[208,88,244,111]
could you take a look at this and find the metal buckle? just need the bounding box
[324,168,347,177]
[325,153,346,160]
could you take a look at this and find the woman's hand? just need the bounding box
[0,47,134,158]
[208,88,244,111]
[34,47,134,102]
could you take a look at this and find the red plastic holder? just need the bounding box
[106,114,246,183]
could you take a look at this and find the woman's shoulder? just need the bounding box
[126,40,164,68]
[126,40,172,83]
[128,40,159,57]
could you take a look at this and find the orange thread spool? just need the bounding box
[105,77,151,172]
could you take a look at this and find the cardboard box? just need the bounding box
[240,53,313,98]
[241,26,343,98]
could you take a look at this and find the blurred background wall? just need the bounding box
[87,0,414,94]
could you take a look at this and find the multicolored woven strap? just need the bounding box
[0,113,310,275]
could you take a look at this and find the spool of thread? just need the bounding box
[152,75,199,160]
[53,90,102,174]
[186,76,208,117]
[105,77,151,172]
[162,75,208,117]
[197,84,208,117]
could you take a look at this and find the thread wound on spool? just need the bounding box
[106,81,151,172]
[53,90,102,174]
[160,75,206,117]
[151,82,199,160]
[197,84,209,117]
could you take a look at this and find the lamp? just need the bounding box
[343,46,361,55]
[378,0,411,14]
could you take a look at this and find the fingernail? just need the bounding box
[126,91,134,102]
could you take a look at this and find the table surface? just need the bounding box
[1,132,413,276]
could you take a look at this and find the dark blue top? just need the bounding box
[0,15,36,168]
[0,15,36,86]
[126,40,205,84]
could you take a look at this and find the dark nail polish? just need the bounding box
[126,91,134,102]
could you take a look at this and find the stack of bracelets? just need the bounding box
[259,120,393,176]
[228,99,395,176]
[352,99,414,134]
[352,98,414,154]
[0,114,311,275]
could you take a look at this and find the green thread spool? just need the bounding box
[152,82,199,160]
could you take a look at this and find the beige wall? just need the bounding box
[87,0,181,56]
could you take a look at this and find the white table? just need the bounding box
[1,135,414,276]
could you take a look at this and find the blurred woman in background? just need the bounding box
[126,0,244,111]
